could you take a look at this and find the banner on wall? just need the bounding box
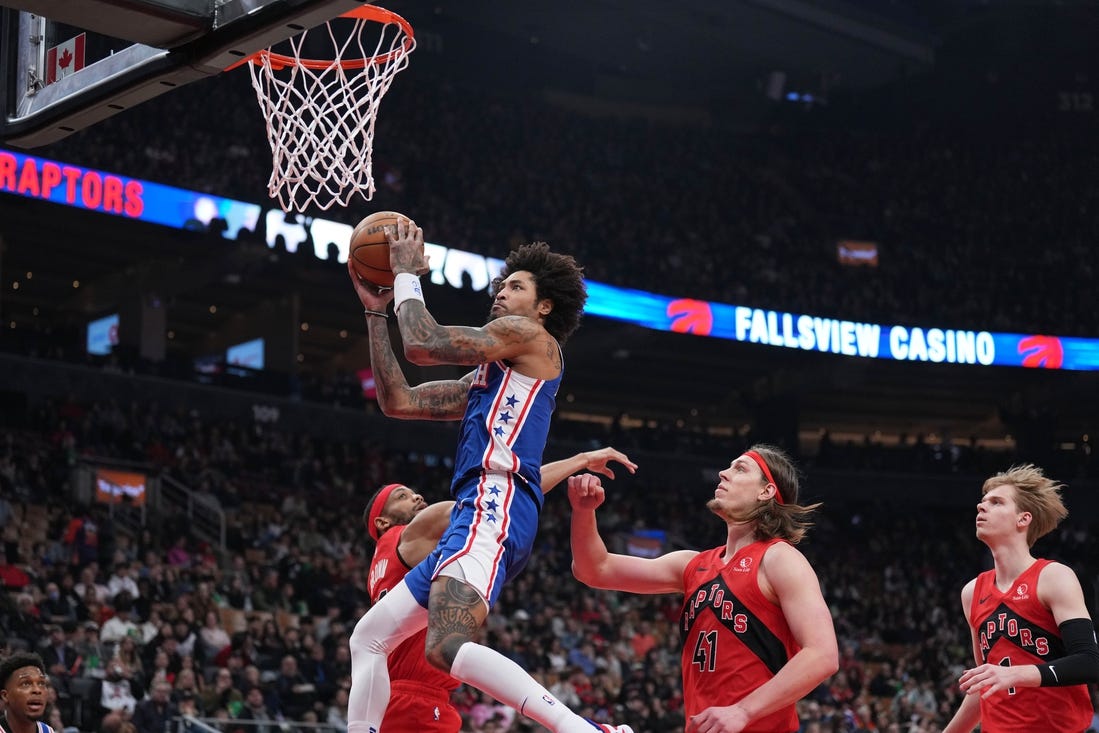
[4,148,1098,372]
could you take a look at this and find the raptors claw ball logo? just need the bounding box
[1018,335,1064,369]
[667,298,714,335]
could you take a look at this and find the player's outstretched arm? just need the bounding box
[568,473,694,594]
[541,447,637,494]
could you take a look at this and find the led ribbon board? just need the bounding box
[4,149,1096,371]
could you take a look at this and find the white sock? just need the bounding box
[347,581,428,729]
[450,642,596,733]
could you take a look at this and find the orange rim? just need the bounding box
[241,5,414,72]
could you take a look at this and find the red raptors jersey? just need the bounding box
[969,558,1093,733]
[680,539,799,733]
[368,526,460,720]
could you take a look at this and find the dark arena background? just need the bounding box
[1,1,1097,731]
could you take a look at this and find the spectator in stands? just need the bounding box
[110,636,144,698]
[6,594,44,645]
[78,587,108,631]
[133,607,162,646]
[275,581,308,617]
[62,506,100,569]
[40,624,80,694]
[202,668,243,719]
[199,609,231,659]
[177,690,201,719]
[272,654,317,721]
[299,641,335,707]
[166,536,192,569]
[145,648,173,690]
[171,614,199,660]
[99,660,138,716]
[74,566,109,605]
[250,570,282,613]
[39,583,78,626]
[191,582,221,623]
[73,621,106,680]
[107,563,140,603]
[131,681,175,733]
[100,593,139,645]
[235,684,279,733]
[173,667,205,712]
[220,573,252,611]
[255,618,285,665]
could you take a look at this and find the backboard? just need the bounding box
[0,0,371,147]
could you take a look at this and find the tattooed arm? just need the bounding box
[366,313,474,421]
[395,304,548,367]
[349,260,471,421]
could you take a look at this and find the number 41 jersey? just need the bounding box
[680,538,800,733]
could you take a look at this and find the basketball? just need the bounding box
[349,211,405,288]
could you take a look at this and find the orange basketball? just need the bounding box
[349,211,405,287]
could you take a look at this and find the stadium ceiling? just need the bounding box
[395,0,937,105]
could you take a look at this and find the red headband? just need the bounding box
[367,483,403,541]
[744,450,785,504]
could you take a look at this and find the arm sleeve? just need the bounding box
[1037,618,1099,686]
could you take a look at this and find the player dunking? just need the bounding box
[347,217,633,733]
[943,464,1098,733]
[569,445,839,733]
[363,447,635,732]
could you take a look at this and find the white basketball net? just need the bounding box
[247,12,414,212]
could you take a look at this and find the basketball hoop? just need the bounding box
[239,5,414,212]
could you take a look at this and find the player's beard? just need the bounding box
[707,497,753,525]
[391,507,418,526]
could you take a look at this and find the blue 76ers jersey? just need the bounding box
[451,358,561,508]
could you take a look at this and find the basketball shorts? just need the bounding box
[404,470,540,609]
[384,680,462,733]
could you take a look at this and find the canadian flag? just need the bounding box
[46,33,86,85]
